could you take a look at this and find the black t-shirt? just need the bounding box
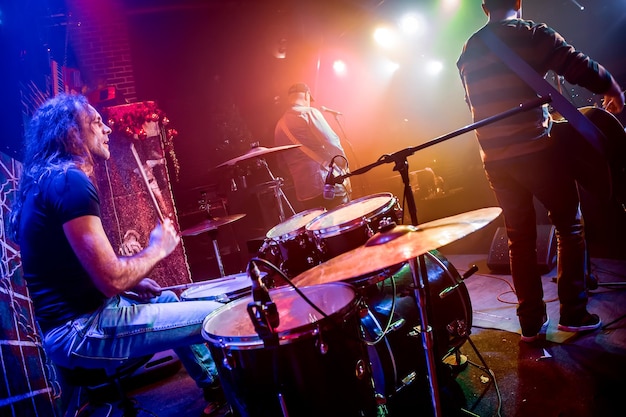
[19,167,106,333]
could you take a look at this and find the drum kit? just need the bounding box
[189,186,501,416]
[175,96,555,417]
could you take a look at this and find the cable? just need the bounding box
[250,257,329,319]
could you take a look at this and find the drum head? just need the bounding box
[181,273,253,302]
[306,193,396,235]
[202,283,356,347]
[266,208,326,239]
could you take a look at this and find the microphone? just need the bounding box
[249,262,279,329]
[321,106,342,116]
[323,158,336,200]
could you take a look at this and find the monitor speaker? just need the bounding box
[487,225,557,274]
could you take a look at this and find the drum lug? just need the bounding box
[400,371,417,388]
[408,324,431,338]
[316,327,329,355]
[222,348,235,371]
[355,359,367,380]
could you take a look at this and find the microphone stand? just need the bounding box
[329,112,369,197]
[327,96,551,417]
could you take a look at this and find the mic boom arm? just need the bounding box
[325,96,553,186]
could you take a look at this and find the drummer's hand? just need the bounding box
[125,278,162,301]
[149,218,180,258]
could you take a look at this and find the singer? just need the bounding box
[274,82,351,211]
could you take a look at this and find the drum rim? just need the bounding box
[201,283,358,349]
[306,192,398,236]
[180,273,255,301]
[266,208,326,239]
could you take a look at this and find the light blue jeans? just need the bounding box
[43,291,224,388]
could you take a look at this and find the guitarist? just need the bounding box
[457,0,624,342]
[274,82,352,211]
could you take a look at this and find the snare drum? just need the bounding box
[201,283,378,417]
[180,273,255,303]
[306,193,402,261]
[258,208,326,278]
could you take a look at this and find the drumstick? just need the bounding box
[130,142,165,223]
[160,275,238,291]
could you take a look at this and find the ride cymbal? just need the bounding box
[292,207,502,286]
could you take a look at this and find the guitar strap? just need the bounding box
[276,118,329,166]
[478,26,607,155]
[276,117,351,195]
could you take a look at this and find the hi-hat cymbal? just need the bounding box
[181,214,246,236]
[292,207,502,287]
[215,144,302,168]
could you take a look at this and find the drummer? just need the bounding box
[9,94,228,417]
[274,82,352,211]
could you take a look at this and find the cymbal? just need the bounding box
[214,145,302,168]
[181,214,246,236]
[292,207,502,287]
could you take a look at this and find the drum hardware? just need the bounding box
[438,265,479,300]
[181,213,245,277]
[247,260,280,347]
[213,144,301,223]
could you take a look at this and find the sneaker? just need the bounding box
[202,382,227,417]
[520,315,549,343]
[558,312,602,332]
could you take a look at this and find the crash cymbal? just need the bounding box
[181,214,246,236]
[292,207,502,287]
[214,144,302,168]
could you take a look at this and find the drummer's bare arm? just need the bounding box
[64,215,180,297]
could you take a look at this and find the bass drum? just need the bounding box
[357,250,472,400]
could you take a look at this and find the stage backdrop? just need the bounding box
[100,101,191,287]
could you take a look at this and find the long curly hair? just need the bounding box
[8,93,96,242]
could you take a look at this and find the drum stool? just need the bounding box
[57,355,153,417]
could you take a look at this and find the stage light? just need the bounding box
[426,60,444,76]
[373,26,398,49]
[332,60,347,76]
[398,13,426,37]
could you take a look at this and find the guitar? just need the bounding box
[551,106,626,211]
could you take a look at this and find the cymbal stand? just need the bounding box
[258,158,296,222]
[393,152,443,417]
[327,96,552,417]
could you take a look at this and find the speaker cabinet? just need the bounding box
[487,225,557,274]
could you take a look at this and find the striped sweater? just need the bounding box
[457,19,614,162]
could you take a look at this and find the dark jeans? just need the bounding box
[485,145,588,330]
